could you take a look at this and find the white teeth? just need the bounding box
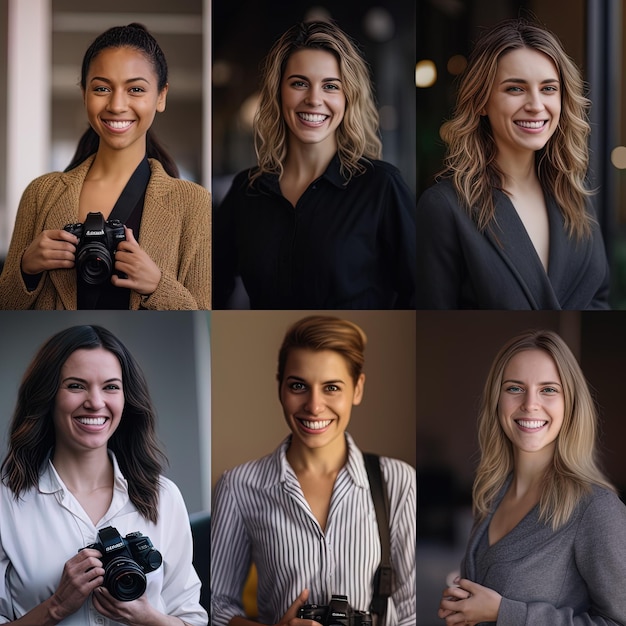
[105,120,133,129]
[516,120,546,129]
[301,419,332,430]
[298,113,328,123]
[77,417,106,426]
[515,419,547,429]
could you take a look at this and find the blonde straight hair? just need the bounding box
[474,330,615,530]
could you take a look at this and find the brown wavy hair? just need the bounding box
[440,18,592,239]
[1,325,167,523]
[251,21,382,184]
[473,329,614,530]
[277,315,367,385]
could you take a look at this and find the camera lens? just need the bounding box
[76,242,113,285]
[103,557,147,601]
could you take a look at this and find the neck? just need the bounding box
[510,449,553,498]
[495,150,538,191]
[52,447,114,494]
[282,139,336,183]
[89,142,146,181]
[286,435,348,475]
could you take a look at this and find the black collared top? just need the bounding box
[213,155,416,309]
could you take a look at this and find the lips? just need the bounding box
[102,119,135,131]
[297,418,333,433]
[514,120,547,129]
[514,419,548,430]
[297,112,329,124]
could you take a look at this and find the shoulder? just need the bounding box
[579,485,626,520]
[217,451,280,493]
[379,456,416,491]
[356,159,410,188]
[147,159,211,206]
[417,178,461,208]
[157,475,186,506]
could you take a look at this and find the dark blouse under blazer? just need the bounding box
[415,179,610,310]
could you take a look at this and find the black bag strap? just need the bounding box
[108,155,151,225]
[363,453,393,622]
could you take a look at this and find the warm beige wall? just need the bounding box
[211,311,416,487]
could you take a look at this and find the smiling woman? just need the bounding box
[0,325,207,625]
[438,329,626,625]
[211,315,416,626]
[0,23,211,310]
[213,20,416,310]
[416,18,610,310]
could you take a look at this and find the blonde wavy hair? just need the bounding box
[440,18,593,239]
[251,21,382,184]
[474,329,614,531]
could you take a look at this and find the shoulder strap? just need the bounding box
[363,453,393,622]
[109,155,151,225]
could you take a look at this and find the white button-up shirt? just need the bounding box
[0,452,207,625]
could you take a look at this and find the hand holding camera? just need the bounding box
[298,594,372,626]
[21,228,80,276]
[80,526,162,602]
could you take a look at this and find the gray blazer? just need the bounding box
[461,478,626,625]
[416,179,610,309]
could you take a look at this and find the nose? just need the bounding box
[521,390,540,412]
[106,88,129,114]
[524,88,545,112]
[83,387,105,411]
[304,388,324,415]
[304,85,322,107]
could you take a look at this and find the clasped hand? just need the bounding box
[438,578,502,625]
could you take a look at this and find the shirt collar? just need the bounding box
[256,154,349,195]
[38,449,129,495]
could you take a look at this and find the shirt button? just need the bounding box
[95,617,105,624]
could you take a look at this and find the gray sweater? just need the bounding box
[461,479,626,625]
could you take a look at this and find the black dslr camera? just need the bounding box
[64,211,126,285]
[298,594,372,626]
[81,526,162,601]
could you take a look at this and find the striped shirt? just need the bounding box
[211,433,416,626]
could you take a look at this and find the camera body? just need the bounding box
[64,211,126,285]
[82,526,162,601]
[298,594,372,626]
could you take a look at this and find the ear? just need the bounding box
[156,83,168,113]
[352,373,365,406]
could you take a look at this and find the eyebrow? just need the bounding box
[502,378,561,386]
[286,375,345,384]
[62,376,123,384]
[499,77,560,85]
[286,73,342,83]
[90,76,151,85]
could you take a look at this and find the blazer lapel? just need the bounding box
[484,191,561,309]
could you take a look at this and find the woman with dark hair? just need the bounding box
[211,315,416,625]
[0,325,207,625]
[0,24,210,310]
[213,21,416,309]
[416,18,609,309]
[438,330,626,624]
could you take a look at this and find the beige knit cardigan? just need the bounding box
[0,155,211,310]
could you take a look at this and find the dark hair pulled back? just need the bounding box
[65,23,179,177]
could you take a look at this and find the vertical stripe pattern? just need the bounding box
[211,434,416,626]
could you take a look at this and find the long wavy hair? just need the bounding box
[440,18,592,239]
[65,23,179,178]
[1,325,167,523]
[252,20,382,184]
[473,329,614,531]
[277,315,367,385]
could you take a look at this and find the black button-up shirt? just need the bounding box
[213,156,416,309]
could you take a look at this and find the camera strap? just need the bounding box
[363,453,393,624]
